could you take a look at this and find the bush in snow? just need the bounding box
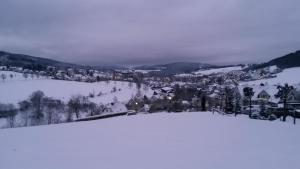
[89,90,95,98]
[97,91,103,96]
[111,86,117,93]
[23,73,28,80]
[1,74,7,82]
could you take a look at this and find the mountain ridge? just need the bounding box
[0,51,82,70]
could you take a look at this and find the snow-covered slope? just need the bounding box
[193,66,242,75]
[0,71,152,104]
[242,67,300,85]
[0,112,299,169]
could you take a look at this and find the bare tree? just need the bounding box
[87,102,97,116]
[224,87,234,113]
[7,105,17,128]
[68,95,88,120]
[128,82,133,88]
[29,91,45,125]
[19,100,31,126]
[44,97,64,124]
[234,90,242,116]
[0,103,17,128]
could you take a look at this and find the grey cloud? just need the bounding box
[0,0,299,65]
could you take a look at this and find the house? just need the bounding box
[161,87,173,94]
[239,84,280,113]
[257,90,270,100]
[278,91,300,110]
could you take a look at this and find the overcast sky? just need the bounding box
[0,0,299,66]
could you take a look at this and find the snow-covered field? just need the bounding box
[193,66,242,75]
[242,67,300,86]
[0,71,42,81]
[134,69,161,74]
[0,112,299,169]
[0,71,153,104]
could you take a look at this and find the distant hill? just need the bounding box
[267,50,300,68]
[0,51,83,70]
[0,51,129,71]
[135,62,213,75]
[248,50,300,70]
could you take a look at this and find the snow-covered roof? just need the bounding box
[161,87,173,92]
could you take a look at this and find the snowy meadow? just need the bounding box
[0,112,299,169]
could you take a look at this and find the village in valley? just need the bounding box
[2,1,300,168]
[1,55,300,128]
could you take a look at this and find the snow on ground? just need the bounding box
[174,73,201,77]
[242,67,300,86]
[193,66,242,75]
[0,112,299,169]
[134,69,161,74]
[0,71,152,105]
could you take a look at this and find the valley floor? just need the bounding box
[0,112,299,169]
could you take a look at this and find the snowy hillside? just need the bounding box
[0,71,152,104]
[193,66,242,75]
[0,112,299,169]
[242,67,300,85]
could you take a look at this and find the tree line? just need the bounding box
[0,91,106,128]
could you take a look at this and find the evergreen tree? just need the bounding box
[243,87,255,117]
[275,83,294,122]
